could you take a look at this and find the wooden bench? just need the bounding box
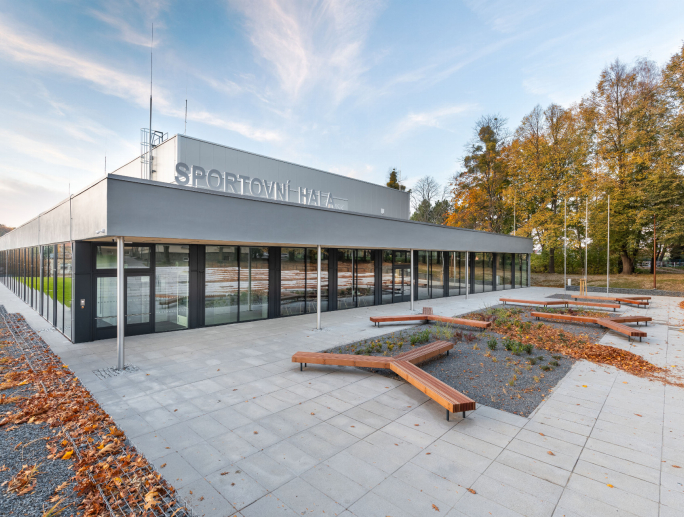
[292,340,474,420]
[530,311,648,341]
[369,314,491,330]
[500,298,620,310]
[390,360,476,420]
[570,294,650,307]
[393,340,453,364]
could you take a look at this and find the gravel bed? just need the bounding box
[324,305,612,417]
[0,322,81,516]
[566,285,684,297]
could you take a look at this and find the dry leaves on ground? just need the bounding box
[0,314,189,516]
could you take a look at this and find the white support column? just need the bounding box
[465,251,469,299]
[410,249,414,311]
[116,236,125,370]
[316,245,322,330]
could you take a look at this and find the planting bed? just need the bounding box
[325,304,620,417]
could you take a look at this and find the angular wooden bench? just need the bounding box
[369,314,491,330]
[570,294,650,307]
[390,360,476,419]
[500,298,620,311]
[292,340,474,420]
[530,311,649,341]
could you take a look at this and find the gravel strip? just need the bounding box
[0,317,81,517]
[324,304,613,417]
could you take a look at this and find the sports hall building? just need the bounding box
[0,135,531,344]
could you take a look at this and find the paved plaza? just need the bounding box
[1,283,683,517]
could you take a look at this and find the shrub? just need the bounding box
[523,343,533,354]
[552,355,562,360]
[540,365,551,371]
[503,339,514,351]
[549,360,559,367]
[528,358,537,365]
[487,339,498,350]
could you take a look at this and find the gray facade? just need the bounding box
[114,135,412,220]
[1,145,532,345]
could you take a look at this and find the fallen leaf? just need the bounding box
[432,503,440,511]
[635,414,642,417]
[547,451,555,456]
[253,431,258,435]
[607,484,614,488]
[467,488,476,494]
[673,465,681,469]
[62,450,73,460]
[220,472,230,476]
[539,433,545,436]
[160,463,167,468]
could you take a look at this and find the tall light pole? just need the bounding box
[653,214,657,289]
[564,198,567,293]
[606,195,610,294]
[585,197,588,284]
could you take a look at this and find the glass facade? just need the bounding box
[1,243,531,342]
[155,245,189,332]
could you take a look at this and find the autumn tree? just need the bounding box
[506,104,590,273]
[448,115,510,232]
[410,176,449,224]
[386,168,406,190]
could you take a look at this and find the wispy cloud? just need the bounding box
[387,104,476,141]
[89,10,156,47]
[463,0,544,34]
[228,0,384,102]
[0,15,282,142]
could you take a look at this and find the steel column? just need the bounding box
[116,237,125,370]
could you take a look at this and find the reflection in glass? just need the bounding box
[64,243,72,339]
[240,247,269,321]
[356,250,375,307]
[504,253,513,289]
[306,248,328,313]
[393,268,410,303]
[205,246,238,325]
[417,250,429,300]
[430,251,444,298]
[337,249,354,310]
[484,253,494,292]
[96,246,151,269]
[514,254,520,288]
[127,276,150,324]
[155,245,189,332]
[57,244,64,332]
[448,252,465,296]
[96,277,117,328]
[381,250,393,304]
[473,253,484,293]
[281,248,306,316]
[521,254,528,287]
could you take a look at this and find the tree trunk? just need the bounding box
[548,248,555,274]
[620,251,633,275]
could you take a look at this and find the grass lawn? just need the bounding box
[532,272,684,292]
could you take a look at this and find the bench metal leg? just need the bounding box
[463,411,466,418]
[446,409,449,421]
[300,363,302,371]
[446,350,449,356]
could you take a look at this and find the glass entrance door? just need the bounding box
[126,275,152,335]
[393,267,411,303]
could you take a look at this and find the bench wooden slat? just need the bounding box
[393,340,453,364]
[291,352,393,369]
[500,298,567,306]
[566,301,620,309]
[571,294,650,305]
[428,315,491,329]
[369,314,491,330]
[390,360,476,413]
[530,312,648,338]
[609,316,652,323]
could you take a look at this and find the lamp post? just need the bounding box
[606,195,610,294]
[653,215,657,290]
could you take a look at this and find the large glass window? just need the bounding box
[281,248,306,316]
[429,251,444,298]
[337,249,354,310]
[96,277,117,328]
[357,250,375,307]
[514,254,521,288]
[127,276,151,324]
[473,253,484,294]
[381,250,393,304]
[96,246,151,269]
[205,246,239,325]
[521,254,528,287]
[155,245,189,332]
[483,253,494,292]
[448,252,464,296]
[56,244,64,332]
[240,247,269,321]
[63,243,72,339]
[417,250,429,300]
[306,248,328,313]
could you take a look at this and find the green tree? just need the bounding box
[448,115,510,232]
[386,168,406,190]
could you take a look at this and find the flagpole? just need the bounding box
[564,198,567,293]
[585,198,588,285]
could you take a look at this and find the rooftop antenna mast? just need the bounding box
[148,23,153,179]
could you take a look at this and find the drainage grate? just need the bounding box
[93,364,140,380]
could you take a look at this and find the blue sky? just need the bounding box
[1,0,683,226]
